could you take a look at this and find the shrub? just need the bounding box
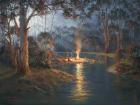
[114,49,124,62]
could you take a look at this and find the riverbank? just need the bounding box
[57,52,115,58]
[117,62,140,80]
[0,64,75,95]
[108,62,140,81]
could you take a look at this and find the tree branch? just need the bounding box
[13,17,20,36]
[26,9,37,27]
[14,17,19,28]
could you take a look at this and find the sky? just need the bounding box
[10,9,97,37]
[29,11,78,36]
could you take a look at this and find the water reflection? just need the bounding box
[71,63,90,101]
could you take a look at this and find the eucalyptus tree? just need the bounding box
[0,0,10,46]
[109,0,140,51]
[98,9,110,53]
[1,0,100,75]
[0,0,57,74]
[62,0,112,53]
[0,0,18,66]
[1,0,139,74]
[19,0,94,74]
[109,7,128,51]
[3,1,43,73]
[122,0,140,44]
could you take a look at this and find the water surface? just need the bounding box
[1,53,140,105]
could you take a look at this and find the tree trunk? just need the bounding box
[116,29,123,51]
[102,10,110,53]
[103,29,109,53]
[119,29,123,50]
[7,20,17,68]
[19,3,29,75]
[9,36,15,67]
[116,31,120,51]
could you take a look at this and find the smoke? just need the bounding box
[75,29,82,59]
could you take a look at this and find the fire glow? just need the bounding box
[64,36,96,63]
[75,36,82,60]
[64,30,96,63]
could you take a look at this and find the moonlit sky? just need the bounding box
[28,11,78,36]
[10,10,97,37]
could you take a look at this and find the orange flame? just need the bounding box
[75,38,81,59]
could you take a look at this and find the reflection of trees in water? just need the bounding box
[104,55,109,65]
[96,55,110,64]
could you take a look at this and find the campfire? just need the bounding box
[63,28,96,64]
[76,49,80,60]
[64,34,96,64]
[65,53,96,63]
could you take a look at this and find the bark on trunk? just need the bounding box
[19,3,29,75]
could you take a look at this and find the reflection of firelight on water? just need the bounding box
[76,63,84,93]
[71,63,90,101]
